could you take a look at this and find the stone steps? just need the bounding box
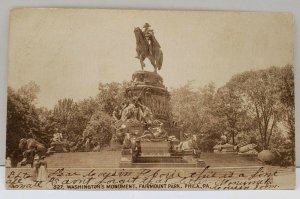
[135,156,185,163]
[46,151,121,168]
[45,150,262,168]
[130,162,197,168]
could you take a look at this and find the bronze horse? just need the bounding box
[134,27,163,72]
[19,138,46,166]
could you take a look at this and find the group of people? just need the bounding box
[32,154,48,182]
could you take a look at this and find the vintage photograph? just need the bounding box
[5,9,295,190]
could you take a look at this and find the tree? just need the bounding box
[17,81,40,104]
[229,67,283,149]
[49,98,83,139]
[77,97,99,130]
[278,65,294,139]
[35,107,52,145]
[82,111,114,147]
[40,97,102,143]
[96,81,129,115]
[214,85,252,145]
[6,86,41,165]
[275,65,295,165]
[170,82,220,151]
[170,82,209,134]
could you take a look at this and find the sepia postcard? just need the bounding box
[5,8,295,190]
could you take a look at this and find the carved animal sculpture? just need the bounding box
[18,138,46,166]
[177,134,198,151]
[177,134,201,158]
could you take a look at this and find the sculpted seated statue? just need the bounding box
[140,123,167,141]
[53,132,63,143]
[120,102,142,121]
[113,95,169,151]
[122,133,137,149]
[119,96,153,124]
[47,130,68,153]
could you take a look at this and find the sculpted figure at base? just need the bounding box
[176,134,201,158]
[18,138,46,166]
[47,129,68,153]
[112,95,157,147]
[120,96,153,123]
[140,122,167,141]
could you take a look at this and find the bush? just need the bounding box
[198,132,220,152]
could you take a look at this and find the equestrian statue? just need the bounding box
[134,23,163,73]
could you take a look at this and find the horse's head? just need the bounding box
[133,27,145,41]
[19,138,27,150]
[134,27,142,34]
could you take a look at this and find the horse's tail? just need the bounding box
[157,51,163,70]
[178,141,183,150]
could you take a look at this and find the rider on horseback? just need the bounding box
[135,23,153,58]
[134,23,163,72]
[143,23,154,55]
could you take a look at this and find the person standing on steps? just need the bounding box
[32,154,40,181]
[37,156,48,182]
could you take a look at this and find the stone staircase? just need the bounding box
[201,152,262,167]
[46,150,121,168]
[45,150,262,168]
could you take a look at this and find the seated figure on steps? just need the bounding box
[47,128,68,153]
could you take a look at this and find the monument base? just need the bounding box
[119,141,205,168]
[47,142,68,154]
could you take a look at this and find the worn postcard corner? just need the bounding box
[5,8,295,190]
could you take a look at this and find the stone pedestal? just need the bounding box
[140,141,170,155]
[119,149,133,168]
[197,159,206,167]
[47,142,68,154]
[118,70,205,168]
[126,71,171,123]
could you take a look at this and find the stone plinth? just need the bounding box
[140,141,170,155]
[47,142,68,154]
[118,70,207,168]
[126,70,171,123]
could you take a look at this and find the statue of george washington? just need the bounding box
[134,23,163,73]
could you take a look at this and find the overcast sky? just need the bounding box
[8,9,294,108]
